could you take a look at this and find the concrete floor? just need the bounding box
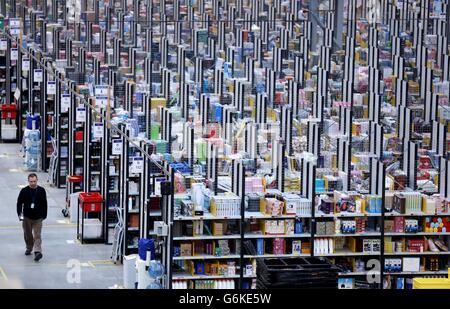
[0,144,123,289]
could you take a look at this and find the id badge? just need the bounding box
[30,203,35,209]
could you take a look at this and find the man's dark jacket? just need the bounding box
[17,186,48,220]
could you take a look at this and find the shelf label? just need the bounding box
[93,122,104,138]
[34,69,43,83]
[112,139,123,155]
[0,40,7,51]
[22,58,30,71]
[9,19,21,36]
[11,48,18,61]
[47,81,56,95]
[95,95,108,108]
[61,94,71,112]
[131,156,144,174]
[10,28,20,36]
[155,177,166,196]
[76,106,86,122]
[95,85,109,96]
[10,18,21,28]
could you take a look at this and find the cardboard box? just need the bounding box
[316,222,327,235]
[403,257,420,272]
[263,220,285,235]
[180,243,192,256]
[213,222,224,236]
[193,221,203,236]
[301,242,311,254]
[284,200,297,215]
[129,214,139,228]
[272,238,285,254]
[151,97,167,108]
[394,217,405,232]
[325,221,336,235]
[384,220,395,232]
[285,220,295,235]
[265,198,284,216]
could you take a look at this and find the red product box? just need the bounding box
[75,131,84,141]
[148,196,161,210]
[274,91,284,105]
[1,104,17,119]
[394,217,405,233]
[273,238,285,255]
[242,30,249,42]
[407,239,425,252]
[79,192,103,212]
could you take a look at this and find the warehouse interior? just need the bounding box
[0,0,450,290]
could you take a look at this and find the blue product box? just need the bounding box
[256,239,264,255]
[196,262,205,275]
[396,278,404,289]
[338,278,354,289]
[376,197,382,213]
[295,220,303,234]
[202,79,209,93]
[214,104,223,122]
[224,62,232,78]
[405,278,413,289]
[315,179,325,193]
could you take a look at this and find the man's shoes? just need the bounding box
[428,239,440,252]
[25,250,32,256]
[434,239,449,252]
[34,252,43,262]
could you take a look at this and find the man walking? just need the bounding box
[17,173,48,261]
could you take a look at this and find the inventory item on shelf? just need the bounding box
[23,128,41,171]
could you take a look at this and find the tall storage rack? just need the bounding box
[102,117,123,244]
[121,133,145,255]
[67,80,85,197]
[0,36,20,142]
[143,153,166,241]
[0,36,8,139]
[55,70,70,187]
[19,48,30,136]
[83,100,102,194]
[41,57,55,171]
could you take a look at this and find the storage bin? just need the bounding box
[69,192,80,224]
[413,269,450,289]
[79,192,103,212]
[82,218,102,239]
[1,104,17,119]
[1,124,17,140]
[254,256,339,288]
